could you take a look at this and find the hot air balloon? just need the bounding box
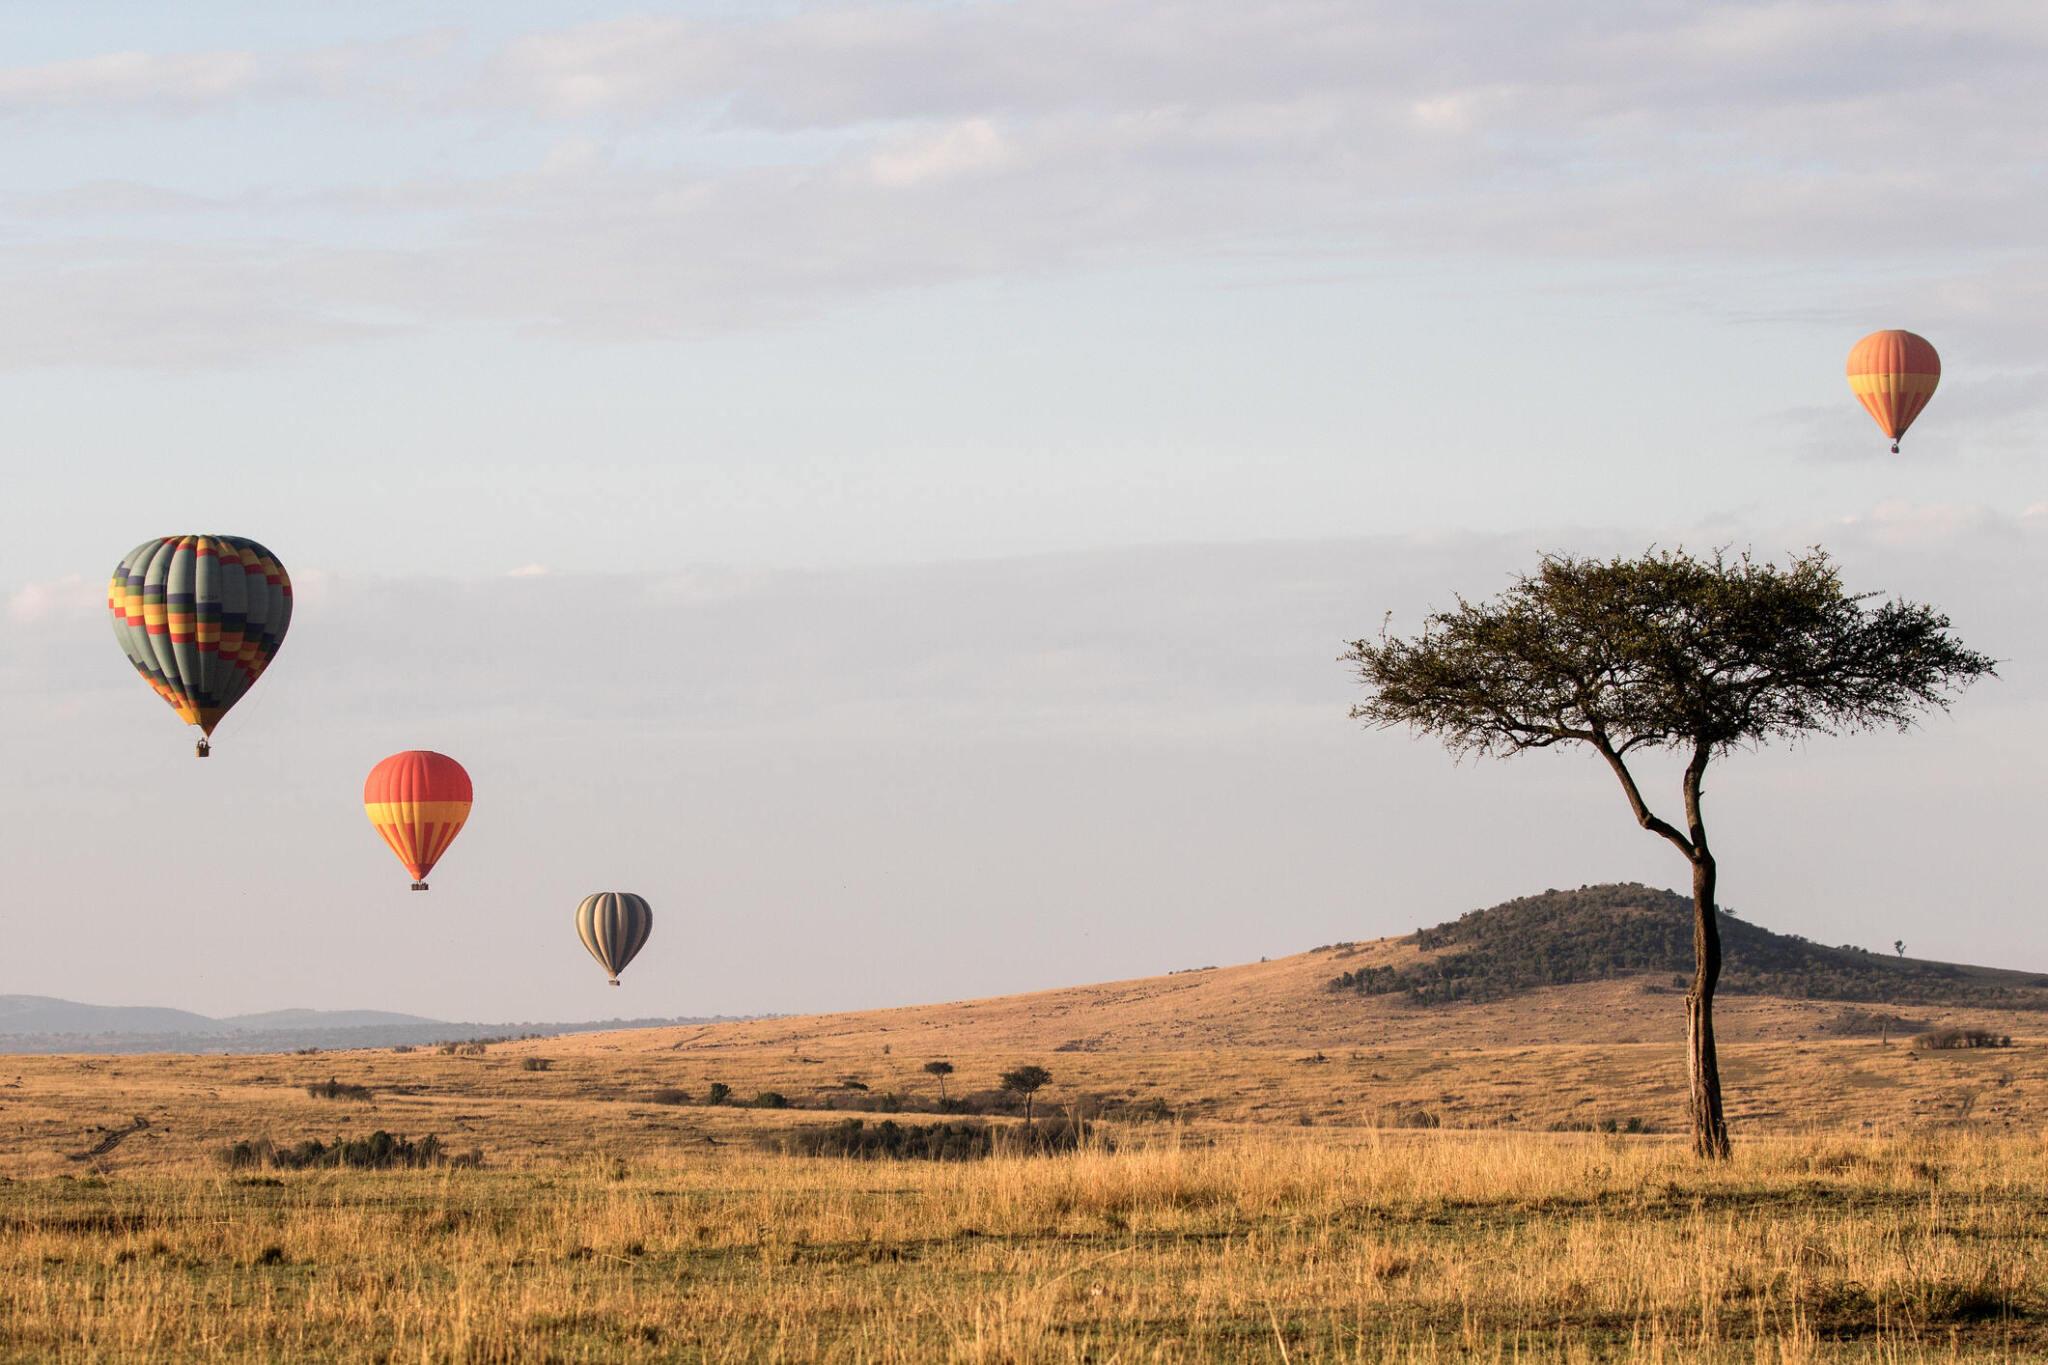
[363,751,473,890]
[1846,330,1940,453]
[108,535,291,756]
[576,892,653,985]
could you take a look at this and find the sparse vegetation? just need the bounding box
[304,1078,372,1101]
[703,1082,733,1106]
[220,1131,479,1171]
[774,1116,1090,1160]
[1915,1028,2014,1051]
[522,1057,553,1072]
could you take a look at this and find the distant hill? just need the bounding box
[1327,883,2048,1010]
[0,995,755,1055]
[525,882,2048,1060]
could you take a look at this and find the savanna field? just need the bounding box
[9,930,2048,1364]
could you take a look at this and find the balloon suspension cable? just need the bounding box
[411,881,429,892]
[195,737,211,758]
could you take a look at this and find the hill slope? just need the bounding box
[556,883,2048,1059]
[1327,883,2048,1009]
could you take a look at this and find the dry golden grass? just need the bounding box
[5,1125,2048,1361]
[8,955,2048,1359]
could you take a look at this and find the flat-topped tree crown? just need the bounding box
[1345,547,1992,1158]
[1351,549,1992,764]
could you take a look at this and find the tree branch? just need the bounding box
[1592,727,1696,859]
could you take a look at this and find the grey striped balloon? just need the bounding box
[575,892,653,985]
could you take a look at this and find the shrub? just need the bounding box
[773,1117,1094,1161]
[1914,1028,2013,1051]
[649,1088,691,1106]
[753,1091,789,1109]
[221,1131,480,1171]
[390,1045,415,1054]
[522,1058,553,1072]
[704,1083,733,1106]
[305,1078,372,1101]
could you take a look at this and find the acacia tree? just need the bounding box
[1000,1065,1052,1125]
[924,1060,955,1102]
[1345,549,1992,1158]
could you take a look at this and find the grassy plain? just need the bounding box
[6,1124,2048,1361]
[8,941,2048,1360]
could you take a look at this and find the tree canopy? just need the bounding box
[1349,548,1993,771]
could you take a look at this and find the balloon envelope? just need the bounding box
[1846,330,1940,451]
[576,892,653,984]
[363,751,473,889]
[108,535,291,753]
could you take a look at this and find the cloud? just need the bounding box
[0,33,455,115]
[868,118,1006,187]
[0,49,264,111]
[3,2,2046,366]
[5,574,96,625]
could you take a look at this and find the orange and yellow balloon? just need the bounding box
[363,750,473,890]
[1846,329,1940,453]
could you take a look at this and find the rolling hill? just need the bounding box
[549,882,2048,1059]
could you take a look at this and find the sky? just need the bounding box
[2,1,2045,1021]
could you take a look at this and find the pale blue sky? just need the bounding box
[2,2,2044,1019]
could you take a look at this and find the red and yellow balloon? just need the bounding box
[1846,330,1940,453]
[363,751,473,890]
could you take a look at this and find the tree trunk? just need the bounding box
[1687,854,1731,1159]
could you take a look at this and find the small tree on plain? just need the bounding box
[1000,1065,1052,1125]
[924,1060,954,1102]
[1346,548,1992,1158]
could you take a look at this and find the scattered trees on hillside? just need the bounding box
[1347,548,1992,1158]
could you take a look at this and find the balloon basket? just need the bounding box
[411,882,429,891]
[195,739,211,758]
[609,978,620,987]
[1891,442,1901,454]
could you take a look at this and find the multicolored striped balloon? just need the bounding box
[108,535,291,757]
[575,892,653,985]
[1846,330,1940,453]
[363,751,473,890]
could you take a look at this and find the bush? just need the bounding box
[649,1088,691,1106]
[522,1058,553,1072]
[704,1083,733,1106]
[390,1045,415,1054]
[221,1131,480,1171]
[773,1117,1095,1162]
[305,1078,372,1101]
[753,1091,789,1109]
[1914,1028,2013,1051]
